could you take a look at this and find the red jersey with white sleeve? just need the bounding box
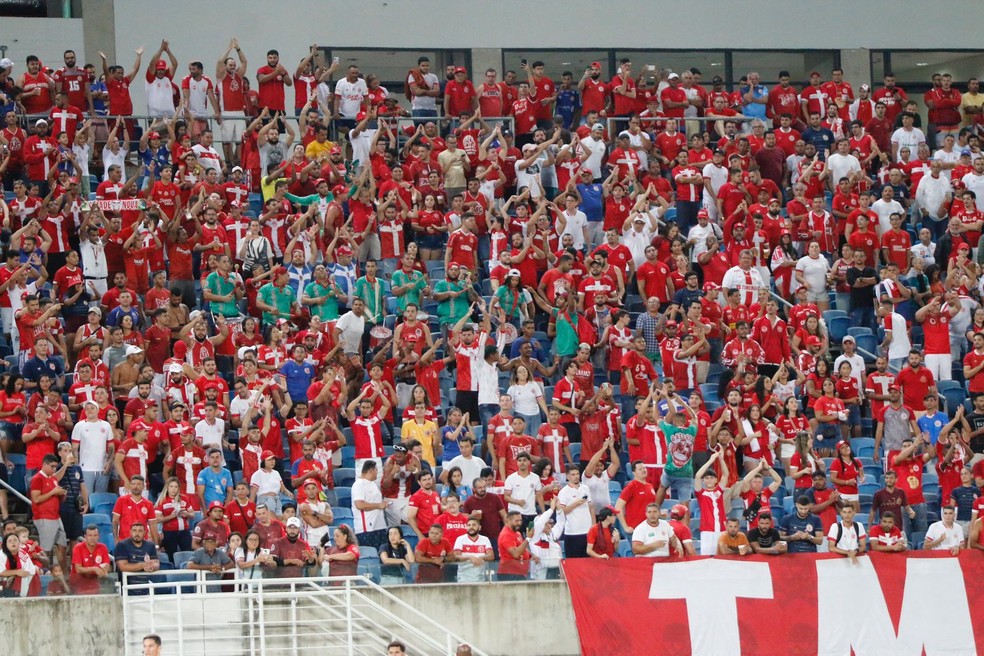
[117,438,150,482]
[537,423,569,475]
[454,331,490,392]
[552,376,581,425]
[112,493,155,537]
[695,485,728,533]
[672,165,702,202]
[865,370,896,418]
[351,412,385,459]
[920,308,952,356]
[164,445,206,505]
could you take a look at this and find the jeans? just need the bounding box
[660,472,694,502]
[850,305,876,332]
[516,411,542,437]
[83,470,110,495]
[478,404,500,436]
[904,502,927,536]
[411,109,438,119]
[675,200,701,235]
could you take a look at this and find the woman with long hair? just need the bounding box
[791,315,828,356]
[829,439,864,512]
[409,193,447,261]
[508,365,549,436]
[400,385,438,425]
[803,357,832,433]
[378,525,415,585]
[442,466,472,503]
[234,530,274,580]
[814,377,847,448]
[532,458,559,512]
[155,476,196,558]
[439,406,473,469]
[585,507,620,559]
[491,270,532,327]
[257,325,288,372]
[0,374,27,447]
[770,231,799,298]
[0,532,38,597]
[321,524,360,578]
[736,404,773,472]
[250,452,293,515]
[119,314,144,347]
[775,397,810,472]
[788,431,824,490]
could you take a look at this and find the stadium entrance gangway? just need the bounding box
[121,571,487,656]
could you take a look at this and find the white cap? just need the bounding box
[0,58,13,70]
[668,72,680,80]
[125,345,144,356]
[285,517,302,528]
[168,363,183,373]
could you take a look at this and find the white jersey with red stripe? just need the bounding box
[454,331,490,392]
[695,485,727,532]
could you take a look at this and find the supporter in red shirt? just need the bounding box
[255,50,291,113]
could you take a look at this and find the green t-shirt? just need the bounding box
[258,282,295,325]
[205,271,239,317]
[390,269,427,312]
[304,280,338,320]
[434,280,469,324]
[353,276,385,323]
[660,420,697,479]
[551,308,579,358]
[494,286,527,320]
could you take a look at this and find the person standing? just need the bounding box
[631,502,683,558]
[351,460,389,551]
[556,465,594,558]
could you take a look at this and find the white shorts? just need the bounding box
[0,307,11,335]
[219,110,246,144]
[700,530,722,556]
[924,353,952,381]
[806,290,827,304]
[385,496,409,526]
[305,524,330,548]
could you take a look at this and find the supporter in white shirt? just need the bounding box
[701,154,729,221]
[871,187,906,236]
[878,304,912,369]
[916,160,953,224]
[687,210,721,263]
[71,401,114,493]
[335,305,367,356]
[452,521,494,583]
[933,136,962,180]
[825,139,862,187]
[192,134,223,173]
[827,508,866,560]
[503,455,543,517]
[962,159,984,199]
[578,126,607,178]
[631,505,679,558]
[924,507,964,553]
[556,468,594,556]
[333,69,368,120]
[722,251,767,306]
[622,210,662,267]
[406,61,440,114]
[890,116,926,162]
[909,230,936,268]
[556,198,589,251]
[351,461,387,535]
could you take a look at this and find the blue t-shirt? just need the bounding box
[280,360,316,403]
[22,356,64,386]
[90,80,108,116]
[779,512,823,553]
[113,538,159,587]
[140,144,172,177]
[740,84,769,120]
[107,306,141,329]
[801,127,835,159]
[917,412,947,445]
[440,426,463,462]
[286,263,313,300]
[196,467,233,507]
[950,485,980,522]
[555,89,580,129]
[576,183,604,222]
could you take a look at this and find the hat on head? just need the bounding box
[632,215,646,223]
[804,335,821,347]
[168,362,183,373]
[591,123,605,131]
[125,345,144,356]
[580,168,592,176]
[668,72,680,80]
[330,145,343,155]
[522,143,536,152]
[208,501,224,512]
[507,268,521,278]
[356,111,367,122]
[273,265,289,277]
[286,517,302,528]
[35,119,48,127]
[665,319,678,327]
[229,200,241,208]
[860,83,870,91]
[889,384,901,392]
[314,178,327,187]
[590,61,601,69]
[454,66,466,74]
[203,534,217,541]
[0,58,13,70]
[836,440,850,451]
[82,400,99,409]
[842,335,855,344]
[618,130,631,139]
[670,503,688,519]
[393,444,408,453]
[697,209,709,219]
[88,306,102,317]
[147,131,161,140]
[231,165,243,173]
[703,282,720,292]
[261,450,276,461]
[155,60,168,70]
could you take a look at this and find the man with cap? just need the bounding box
[23,117,58,195]
[271,516,317,577]
[578,122,607,181]
[874,383,920,465]
[834,333,866,392]
[609,131,641,179]
[444,66,477,119]
[71,399,114,494]
[111,345,145,400]
[186,529,233,579]
[163,422,206,508]
[666,503,697,556]
[191,500,232,549]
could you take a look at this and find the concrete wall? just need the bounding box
[0,17,85,71]
[0,582,579,656]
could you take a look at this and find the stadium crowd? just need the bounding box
[0,38,983,597]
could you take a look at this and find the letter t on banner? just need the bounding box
[649,559,774,656]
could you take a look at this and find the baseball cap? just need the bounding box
[580,168,593,176]
[507,268,521,278]
[35,119,48,127]
[665,319,678,327]
[889,384,901,392]
[667,72,680,80]
[393,444,408,453]
[330,145,342,155]
[82,400,99,409]
[231,165,243,173]
[125,345,144,356]
[336,244,353,256]
[860,84,870,91]
[0,58,13,70]
[356,111,367,121]
[203,534,218,542]
[703,282,720,292]
[809,71,821,77]
[155,60,168,70]
[167,362,183,373]
[229,200,241,208]
[273,265,289,277]
[454,66,466,74]
[590,61,601,69]
[669,504,688,519]
[836,440,850,451]
[697,209,709,219]
[208,501,224,512]
[804,335,821,347]
[618,130,632,139]
[591,123,605,132]
[286,517,302,528]
[314,178,328,187]
[147,131,161,140]
[88,307,102,317]
[522,143,536,152]
[842,335,855,344]
[261,450,276,461]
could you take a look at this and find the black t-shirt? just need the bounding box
[379,542,409,577]
[845,266,877,309]
[747,527,781,549]
[968,412,984,454]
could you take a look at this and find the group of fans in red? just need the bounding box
[0,38,983,597]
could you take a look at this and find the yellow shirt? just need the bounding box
[400,420,439,466]
[961,91,984,127]
[305,139,336,161]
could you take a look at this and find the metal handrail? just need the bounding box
[122,571,488,656]
[0,478,31,507]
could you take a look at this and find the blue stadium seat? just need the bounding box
[846,327,873,338]
[331,507,354,521]
[828,316,850,343]
[359,546,379,560]
[608,480,622,493]
[939,387,967,417]
[90,492,119,509]
[909,531,926,550]
[854,335,879,363]
[334,468,356,488]
[173,551,196,569]
[568,444,581,461]
[822,310,848,323]
[82,513,111,527]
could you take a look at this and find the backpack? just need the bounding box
[833,521,862,547]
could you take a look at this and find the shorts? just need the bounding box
[305,524,330,548]
[60,508,84,541]
[805,290,827,304]
[700,531,722,556]
[416,233,445,250]
[219,110,246,143]
[385,496,409,526]
[35,518,67,551]
[456,390,480,419]
[839,493,859,503]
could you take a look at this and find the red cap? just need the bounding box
[454,66,466,74]
[314,178,327,186]
[697,209,709,219]
[580,168,593,176]
[172,341,187,358]
[155,60,168,71]
[665,320,678,327]
[147,131,161,140]
[670,504,689,519]
[703,282,720,292]
[229,200,241,208]
[261,450,276,461]
[202,380,221,391]
[330,145,342,155]
[804,335,821,347]
[332,184,347,196]
[836,440,850,451]
[208,501,224,511]
[68,177,79,185]
[809,71,821,77]
[605,505,621,515]
[889,384,901,392]
[336,244,353,256]
[356,111,367,121]
[591,61,601,69]
[273,266,288,277]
